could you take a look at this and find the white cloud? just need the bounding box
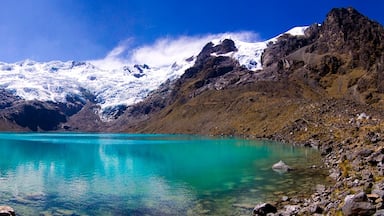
[105,45,126,59]
[91,31,261,70]
[105,38,134,59]
[129,36,207,67]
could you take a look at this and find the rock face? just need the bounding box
[177,38,243,95]
[316,8,384,69]
[9,102,66,131]
[0,90,21,109]
[0,90,103,131]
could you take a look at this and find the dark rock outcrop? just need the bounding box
[262,32,314,68]
[0,88,102,131]
[315,8,384,69]
[9,101,66,131]
[194,39,238,69]
[0,90,21,109]
[263,7,384,76]
[253,203,277,216]
[183,39,240,81]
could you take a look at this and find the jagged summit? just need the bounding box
[316,7,384,65]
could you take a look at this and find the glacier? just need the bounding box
[0,27,307,120]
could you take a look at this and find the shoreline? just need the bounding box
[245,103,384,215]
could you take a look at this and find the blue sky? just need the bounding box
[0,0,382,62]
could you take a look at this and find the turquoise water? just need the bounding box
[0,133,327,215]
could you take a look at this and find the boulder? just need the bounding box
[0,206,15,216]
[253,203,277,216]
[309,204,324,214]
[272,160,293,172]
[342,192,376,216]
[283,205,300,215]
[372,183,384,198]
[374,209,384,216]
[358,149,374,158]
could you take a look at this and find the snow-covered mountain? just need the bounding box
[0,26,307,120]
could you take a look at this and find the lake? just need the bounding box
[0,133,327,215]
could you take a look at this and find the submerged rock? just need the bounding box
[272,160,293,172]
[0,206,15,216]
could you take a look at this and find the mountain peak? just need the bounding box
[309,7,384,69]
[322,7,369,36]
[320,7,383,48]
[326,7,362,20]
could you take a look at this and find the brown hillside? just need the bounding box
[117,8,384,214]
[121,7,384,138]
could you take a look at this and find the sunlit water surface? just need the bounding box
[0,133,328,215]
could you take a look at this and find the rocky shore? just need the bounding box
[251,100,384,215]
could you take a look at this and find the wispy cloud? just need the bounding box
[105,38,134,59]
[91,31,261,69]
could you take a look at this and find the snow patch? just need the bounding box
[210,26,308,71]
[285,26,308,36]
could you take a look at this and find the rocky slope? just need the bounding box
[114,7,384,215]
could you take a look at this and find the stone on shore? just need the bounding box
[342,192,376,216]
[374,209,384,216]
[0,206,15,216]
[253,203,277,216]
[372,183,384,199]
